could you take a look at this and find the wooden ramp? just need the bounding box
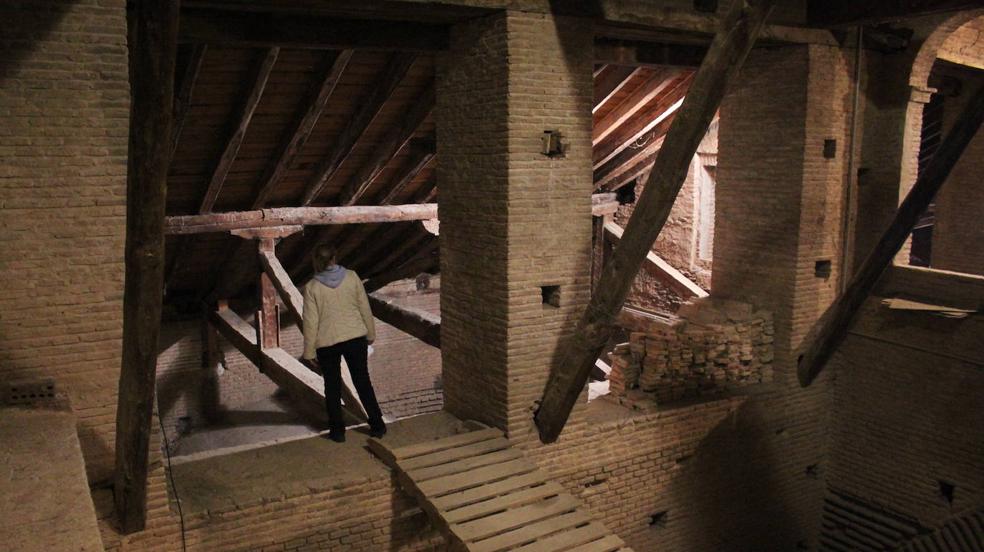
[368,428,634,552]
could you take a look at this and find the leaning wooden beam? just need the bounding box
[166,204,438,234]
[209,306,367,423]
[252,50,353,209]
[368,294,440,348]
[114,0,178,535]
[534,0,775,444]
[199,47,278,214]
[604,221,707,298]
[300,53,416,206]
[797,85,984,387]
[258,246,304,327]
[170,43,206,157]
[337,81,435,206]
[179,9,449,51]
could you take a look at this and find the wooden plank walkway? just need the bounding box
[368,427,634,552]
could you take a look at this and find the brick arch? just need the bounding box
[909,11,984,89]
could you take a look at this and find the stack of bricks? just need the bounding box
[608,298,773,406]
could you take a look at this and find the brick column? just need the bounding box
[437,11,594,439]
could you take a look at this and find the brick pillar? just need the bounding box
[437,11,594,439]
[714,44,850,379]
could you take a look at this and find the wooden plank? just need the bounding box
[408,449,524,483]
[165,203,438,234]
[391,428,504,461]
[179,9,449,51]
[593,68,678,146]
[444,482,566,524]
[510,523,610,552]
[452,495,581,543]
[797,84,984,387]
[301,52,416,206]
[252,50,353,209]
[565,535,627,552]
[534,0,776,444]
[432,471,554,512]
[368,293,441,348]
[199,47,278,214]
[338,81,436,206]
[467,511,593,552]
[258,246,304,327]
[603,220,707,299]
[593,65,641,114]
[113,0,179,534]
[401,437,512,471]
[421,459,540,498]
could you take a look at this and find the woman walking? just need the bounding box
[302,244,386,442]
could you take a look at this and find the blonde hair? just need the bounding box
[312,244,338,272]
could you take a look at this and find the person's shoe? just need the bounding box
[369,424,387,439]
[327,431,346,443]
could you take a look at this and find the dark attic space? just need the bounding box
[1,1,982,551]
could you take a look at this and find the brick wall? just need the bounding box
[437,11,594,439]
[0,0,129,482]
[930,68,984,276]
[938,15,984,70]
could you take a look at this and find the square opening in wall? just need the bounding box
[649,511,668,529]
[541,285,561,308]
[823,139,837,159]
[815,260,832,279]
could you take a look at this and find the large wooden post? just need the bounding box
[534,0,775,443]
[257,239,281,349]
[113,0,179,534]
[797,86,984,387]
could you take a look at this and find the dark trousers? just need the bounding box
[316,337,383,433]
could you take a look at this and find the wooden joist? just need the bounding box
[797,84,984,387]
[209,306,368,423]
[199,47,278,214]
[534,0,776,444]
[166,204,438,234]
[377,138,436,205]
[178,9,449,51]
[301,53,417,206]
[114,0,179,534]
[252,50,353,209]
[367,428,634,552]
[364,242,440,294]
[368,293,441,348]
[603,220,707,299]
[593,67,680,146]
[593,65,641,114]
[338,81,436,206]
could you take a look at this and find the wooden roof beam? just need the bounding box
[166,203,438,235]
[338,81,436,206]
[171,43,207,157]
[376,138,436,206]
[199,47,278,214]
[364,243,440,293]
[594,67,682,146]
[807,0,983,28]
[593,65,642,114]
[252,50,353,209]
[368,294,440,348]
[179,9,449,51]
[535,0,776,444]
[798,85,984,387]
[300,53,417,206]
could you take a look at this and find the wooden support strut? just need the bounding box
[797,85,984,387]
[534,0,776,444]
[367,294,441,348]
[113,0,179,534]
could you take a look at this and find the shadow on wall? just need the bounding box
[0,1,74,83]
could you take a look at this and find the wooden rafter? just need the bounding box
[338,81,436,206]
[364,242,440,293]
[593,71,693,170]
[534,0,776,444]
[593,68,678,146]
[300,53,417,206]
[199,47,278,214]
[593,65,641,114]
[797,85,984,387]
[252,50,354,209]
[376,138,436,205]
[178,9,449,51]
[593,121,673,192]
[114,0,179,534]
[171,43,207,157]
[368,294,440,348]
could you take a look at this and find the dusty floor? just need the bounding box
[0,407,103,552]
[168,411,475,514]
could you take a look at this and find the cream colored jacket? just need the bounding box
[302,271,376,360]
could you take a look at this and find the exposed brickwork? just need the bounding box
[437,11,594,439]
[938,15,984,71]
[0,0,129,483]
[608,298,774,405]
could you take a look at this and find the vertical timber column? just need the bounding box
[113,0,179,534]
[437,11,593,438]
[257,239,281,349]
